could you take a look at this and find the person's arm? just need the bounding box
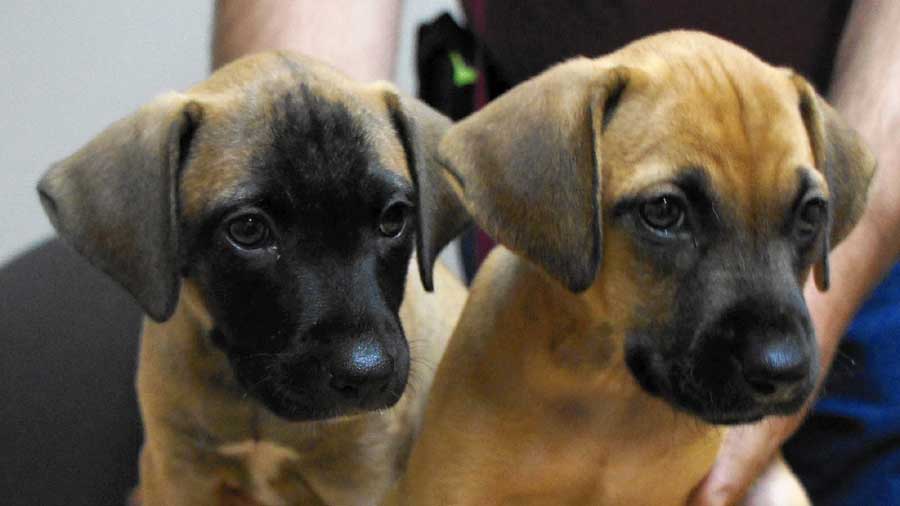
[690,1,900,504]
[212,0,403,80]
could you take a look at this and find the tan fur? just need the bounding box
[124,53,468,505]
[387,31,875,505]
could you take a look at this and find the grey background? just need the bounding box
[0,0,462,265]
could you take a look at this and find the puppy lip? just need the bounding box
[246,379,355,422]
[623,343,666,396]
[656,395,762,425]
[658,381,812,425]
[694,395,809,425]
[626,363,663,397]
[696,410,766,425]
[235,358,408,421]
[628,349,813,425]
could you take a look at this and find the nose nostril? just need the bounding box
[330,377,361,398]
[747,379,777,396]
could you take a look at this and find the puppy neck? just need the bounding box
[139,280,257,427]
[179,280,214,326]
[457,248,720,478]
[467,249,637,402]
[140,280,215,349]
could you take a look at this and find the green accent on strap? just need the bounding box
[449,51,478,87]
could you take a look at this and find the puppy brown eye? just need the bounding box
[796,198,827,240]
[378,202,409,238]
[227,214,269,248]
[640,196,685,231]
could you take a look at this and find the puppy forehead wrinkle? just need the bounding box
[265,86,367,169]
[180,128,257,220]
[183,80,402,225]
[272,52,409,175]
[253,86,416,226]
[363,120,410,181]
[613,164,713,198]
[619,47,817,232]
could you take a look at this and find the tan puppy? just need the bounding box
[38,52,469,505]
[394,31,875,505]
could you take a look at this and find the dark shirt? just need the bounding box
[462,0,853,92]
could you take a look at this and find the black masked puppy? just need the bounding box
[37,52,469,506]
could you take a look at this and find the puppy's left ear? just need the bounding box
[383,91,471,291]
[793,75,876,291]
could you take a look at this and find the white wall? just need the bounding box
[0,0,462,265]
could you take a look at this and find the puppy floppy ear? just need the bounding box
[384,91,471,291]
[37,93,202,321]
[439,59,631,292]
[793,76,876,291]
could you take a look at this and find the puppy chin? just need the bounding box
[625,345,813,425]
[258,386,350,422]
[231,356,407,422]
[680,392,811,425]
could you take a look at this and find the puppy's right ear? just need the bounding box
[37,93,202,321]
[384,92,471,292]
[439,60,632,292]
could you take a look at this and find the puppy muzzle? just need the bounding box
[627,297,818,425]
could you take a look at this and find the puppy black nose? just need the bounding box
[329,339,394,401]
[739,336,808,397]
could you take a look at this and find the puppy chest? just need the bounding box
[216,440,303,506]
[593,431,721,505]
[215,438,395,506]
[486,421,720,505]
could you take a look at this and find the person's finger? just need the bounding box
[686,424,780,506]
[742,457,811,506]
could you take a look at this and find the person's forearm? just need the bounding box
[769,0,900,447]
[212,0,403,81]
[829,0,900,256]
[808,0,900,387]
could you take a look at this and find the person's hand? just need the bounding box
[741,455,811,506]
[687,419,798,506]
